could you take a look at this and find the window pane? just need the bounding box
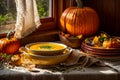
[0,0,16,25]
[0,0,54,34]
[36,0,52,18]
[0,0,52,25]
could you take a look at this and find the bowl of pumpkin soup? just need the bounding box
[24,42,67,56]
[20,47,72,65]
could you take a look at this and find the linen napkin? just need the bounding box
[60,49,106,67]
[14,0,41,39]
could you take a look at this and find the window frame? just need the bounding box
[33,0,57,34]
[32,0,71,35]
[0,0,71,35]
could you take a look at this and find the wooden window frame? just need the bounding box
[32,0,58,35]
[39,0,57,30]
[31,0,71,35]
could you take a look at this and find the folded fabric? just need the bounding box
[61,49,106,67]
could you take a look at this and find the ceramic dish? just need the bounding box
[19,47,72,65]
[24,42,67,56]
[59,34,84,48]
[81,36,120,56]
[87,53,120,61]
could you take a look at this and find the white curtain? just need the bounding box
[14,0,41,39]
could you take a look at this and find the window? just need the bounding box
[35,0,57,33]
[0,0,16,25]
[0,0,16,35]
[0,0,52,21]
[0,0,70,35]
[36,0,52,18]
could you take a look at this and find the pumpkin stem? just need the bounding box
[76,0,83,8]
[6,31,14,40]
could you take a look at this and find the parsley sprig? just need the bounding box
[39,45,53,49]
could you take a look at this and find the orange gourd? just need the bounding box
[60,0,99,36]
[0,31,20,54]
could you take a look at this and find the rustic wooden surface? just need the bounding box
[72,0,120,36]
[83,0,120,36]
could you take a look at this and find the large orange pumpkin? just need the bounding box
[60,0,99,36]
[0,31,20,54]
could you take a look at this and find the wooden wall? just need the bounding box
[73,0,120,36]
[84,0,120,36]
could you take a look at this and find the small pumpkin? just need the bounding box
[60,0,99,36]
[0,31,20,54]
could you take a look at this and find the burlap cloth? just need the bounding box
[60,49,105,67]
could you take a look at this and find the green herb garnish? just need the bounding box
[39,45,54,49]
